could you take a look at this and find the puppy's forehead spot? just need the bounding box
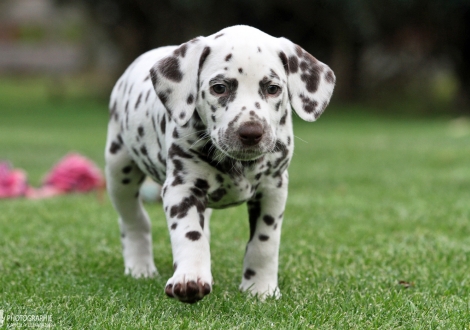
[269,69,280,80]
[200,45,286,95]
[259,76,270,85]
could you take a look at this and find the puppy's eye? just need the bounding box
[211,84,226,94]
[267,85,280,95]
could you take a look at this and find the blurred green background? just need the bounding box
[0,0,469,114]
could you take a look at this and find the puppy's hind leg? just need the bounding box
[105,130,157,278]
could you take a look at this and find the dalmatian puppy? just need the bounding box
[105,25,335,303]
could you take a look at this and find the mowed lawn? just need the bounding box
[1,78,470,329]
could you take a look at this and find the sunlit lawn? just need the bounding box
[1,78,470,328]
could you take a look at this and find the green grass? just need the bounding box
[1,78,470,329]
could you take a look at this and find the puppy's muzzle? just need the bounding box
[237,122,264,146]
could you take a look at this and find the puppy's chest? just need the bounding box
[205,171,261,209]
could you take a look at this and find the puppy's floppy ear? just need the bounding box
[150,38,211,126]
[278,38,336,122]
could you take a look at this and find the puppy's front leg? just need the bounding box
[240,172,289,299]
[163,180,212,303]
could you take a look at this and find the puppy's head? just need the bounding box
[150,25,335,161]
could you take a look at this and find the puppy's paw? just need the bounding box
[124,259,158,278]
[239,281,281,300]
[165,272,212,303]
[122,232,157,278]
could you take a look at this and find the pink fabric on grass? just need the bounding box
[42,153,104,193]
[0,162,29,198]
[0,153,104,199]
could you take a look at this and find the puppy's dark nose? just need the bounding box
[238,122,264,146]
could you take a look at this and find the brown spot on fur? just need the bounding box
[173,43,188,57]
[187,94,194,104]
[158,56,183,82]
[279,52,288,74]
[109,142,121,154]
[263,215,275,226]
[259,234,269,241]
[122,165,132,174]
[325,70,335,84]
[186,231,202,241]
[244,268,256,280]
[299,94,318,115]
[288,56,299,74]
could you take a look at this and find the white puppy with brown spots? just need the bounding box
[105,25,335,303]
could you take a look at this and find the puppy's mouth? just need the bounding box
[211,138,271,161]
[223,149,265,161]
